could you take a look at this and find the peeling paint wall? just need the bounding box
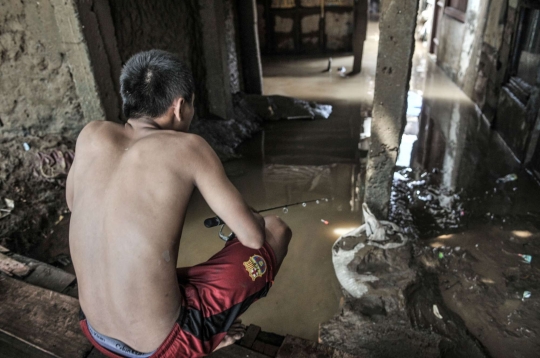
[257,0,353,54]
[325,11,353,50]
[0,0,84,136]
[436,0,487,96]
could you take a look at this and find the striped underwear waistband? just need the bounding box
[87,320,156,358]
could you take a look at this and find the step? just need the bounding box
[0,274,93,358]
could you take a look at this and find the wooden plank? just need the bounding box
[86,348,108,358]
[208,343,269,358]
[24,264,76,293]
[251,340,266,354]
[0,331,54,358]
[0,275,93,358]
[239,324,261,348]
[263,342,280,357]
[276,335,362,358]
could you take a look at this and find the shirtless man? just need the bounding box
[67,50,292,357]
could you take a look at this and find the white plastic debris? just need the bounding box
[496,173,518,184]
[0,198,15,219]
[23,142,30,151]
[332,203,408,298]
[433,304,443,319]
[523,291,531,301]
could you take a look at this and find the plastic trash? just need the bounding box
[337,66,346,73]
[433,304,443,319]
[321,219,329,225]
[282,207,288,214]
[0,198,14,219]
[519,254,532,264]
[438,252,444,259]
[496,173,518,184]
[23,142,30,151]
[523,291,531,301]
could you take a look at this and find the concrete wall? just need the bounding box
[436,0,489,98]
[0,0,86,136]
[436,0,540,167]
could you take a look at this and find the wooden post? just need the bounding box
[351,0,369,74]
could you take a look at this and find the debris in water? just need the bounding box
[23,142,30,151]
[433,304,443,319]
[322,57,332,72]
[54,215,64,225]
[438,252,444,259]
[522,291,531,301]
[321,219,329,225]
[302,202,307,207]
[496,173,518,184]
[455,246,461,252]
[282,207,289,214]
[338,66,346,73]
[519,254,532,264]
[0,198,15,219]
[316,200,320,204]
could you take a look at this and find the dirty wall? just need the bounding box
[0,0,85,136]
[256,0,354,54]
[107,0,212,116]
[435,0,540,168]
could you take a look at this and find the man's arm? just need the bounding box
[188,135,265,249]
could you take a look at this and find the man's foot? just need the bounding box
[212,319,246,352]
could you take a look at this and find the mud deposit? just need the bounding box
[321,166,540,358]
[0,136,73,258]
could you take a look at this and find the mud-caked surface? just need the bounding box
[321,239,488,358]
[0,136,73,257]
[416,225,540,358]
[0,0,84,135]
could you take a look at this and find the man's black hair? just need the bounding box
[120,49,195,119]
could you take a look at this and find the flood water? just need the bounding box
[180,18,540,354]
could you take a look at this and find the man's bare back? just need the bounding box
[68,50,291,356]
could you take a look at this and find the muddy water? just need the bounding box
[398,38,540,357]
[177,21,382,342]
[178,107,366,340]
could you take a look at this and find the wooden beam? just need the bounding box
[0,275,93,358]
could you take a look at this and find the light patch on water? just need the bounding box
[333,227,358,236]
[512,230,533,238]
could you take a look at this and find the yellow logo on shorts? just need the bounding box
[243,255,267,281]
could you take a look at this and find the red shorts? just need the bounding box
[80,238,277,357]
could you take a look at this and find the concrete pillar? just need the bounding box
[75,0,123,122]
[364,0,419,219]
[51,0,105,123]
[199,0,234,119]
[351,0,369,74]
[238,0,263,95]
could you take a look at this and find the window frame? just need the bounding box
[444,0,468,23]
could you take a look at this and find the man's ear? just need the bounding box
[173,97,185,122]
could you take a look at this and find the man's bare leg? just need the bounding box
[213,319,246,351]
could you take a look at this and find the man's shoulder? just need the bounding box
[153,131,210,152]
